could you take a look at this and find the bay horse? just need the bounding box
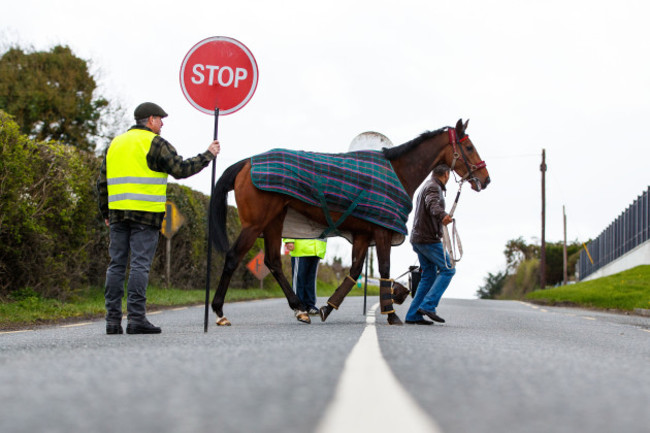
[209,119,490,326]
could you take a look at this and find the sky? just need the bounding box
[3,0,649,299]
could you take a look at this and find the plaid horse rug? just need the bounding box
[250,149,412,236]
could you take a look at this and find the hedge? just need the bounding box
[0,110,261,300]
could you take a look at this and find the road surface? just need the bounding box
[1,297,648,433]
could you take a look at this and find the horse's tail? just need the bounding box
[209,159,248,252]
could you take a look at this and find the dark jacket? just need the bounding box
[97,125,214,229]
[410,176,448,244]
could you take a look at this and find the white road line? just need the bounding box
[0,330,33,335]
[315,303,442,433]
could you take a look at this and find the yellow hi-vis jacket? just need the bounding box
[283,238,327,259]
[106,128,167,213]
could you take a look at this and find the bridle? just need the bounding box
[437,127,487,269]
[447,128,487,187]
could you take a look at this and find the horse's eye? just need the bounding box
[465,145,474,153]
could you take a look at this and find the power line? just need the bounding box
[483,153,539,160]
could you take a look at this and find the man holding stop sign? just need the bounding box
[97,102,220,335]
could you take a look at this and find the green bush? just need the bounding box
[499,258,540,299]
[0,110,106,298]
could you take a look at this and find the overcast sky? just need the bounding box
[3,0,649,299]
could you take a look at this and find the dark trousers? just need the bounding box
[291,256,320,309]
[104,220,159,324]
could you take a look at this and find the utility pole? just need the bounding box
[563,205,568,285]
[540,149,547,290]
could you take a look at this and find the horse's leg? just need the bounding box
[319,234,370,322]
[262,212,311,324]
[211,227,262,325]
[374,229,402,325]
[212,175,290,325]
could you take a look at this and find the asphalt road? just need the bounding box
[1,297,648,433]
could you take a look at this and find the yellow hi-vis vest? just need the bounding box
[282,238,327,259]
[106,128,167,213]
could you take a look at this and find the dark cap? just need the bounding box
[134,102,168,119]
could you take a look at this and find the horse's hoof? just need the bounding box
[216,316,231,326]
[295,310,311,324]
[387,313,403,326]
[319,305,333,322]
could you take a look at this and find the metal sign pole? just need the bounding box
[165,204,172,287]
[204,107,219,333]
[181,36,257,332]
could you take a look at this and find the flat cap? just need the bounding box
[134,102,168,119]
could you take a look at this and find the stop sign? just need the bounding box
[180,36,258,116]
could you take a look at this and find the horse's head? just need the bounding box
[446,119,490,191]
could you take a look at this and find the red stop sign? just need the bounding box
[180,36,258,116]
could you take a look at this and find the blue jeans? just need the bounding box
[291,256,320,310]
[104,221,159,324]
[405,242,455,321]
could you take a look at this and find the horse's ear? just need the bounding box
[464,119,470,131]
[455,118,465,138]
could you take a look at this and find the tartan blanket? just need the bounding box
[250,149,412,235]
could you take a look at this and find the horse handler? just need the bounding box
[405,164,455,325]
[97,102,220,335]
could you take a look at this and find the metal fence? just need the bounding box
[579,186,650,280]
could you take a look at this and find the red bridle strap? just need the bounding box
[448,128,460,171]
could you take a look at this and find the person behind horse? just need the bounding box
[283,238,327,315]
[97,102,220,335]
[405,164,455,325]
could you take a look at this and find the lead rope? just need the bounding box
[442,180,464,269]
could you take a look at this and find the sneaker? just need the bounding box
[126,319,161,334]
[106,323,123,334]
[308,307,319,315]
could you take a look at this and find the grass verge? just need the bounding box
[525,265,650,312]
[0,281,380,331]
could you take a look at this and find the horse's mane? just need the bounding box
[382,127,448,160]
